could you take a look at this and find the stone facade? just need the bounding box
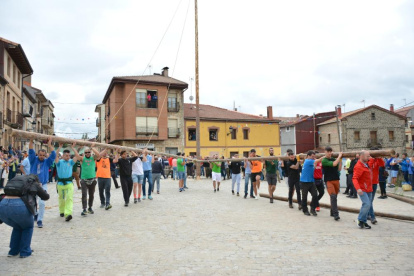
[319,106,406,154]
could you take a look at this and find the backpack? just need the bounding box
[4,174,40,196]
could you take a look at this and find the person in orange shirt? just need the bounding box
[352,150,373,229]
[245,149,262,199]
[367,148,385,225]
[96,150,114,210]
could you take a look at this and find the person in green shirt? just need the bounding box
[343,158,352,195]
[176,152,186,192]
[210,154,222,192]
[79,144,103,216]
[264,148,278,203]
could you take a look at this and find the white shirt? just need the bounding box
[132,157,144,175]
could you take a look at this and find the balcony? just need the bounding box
[41,116,52,129]
[136,127,158,136]
[367,138,383,148]
[23,106,34,117]
[96,118,100,127]
[167,102,180,112]
[6,108,12,123]
[168,128,180,138]
[10,112,23,129]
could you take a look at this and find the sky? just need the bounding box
[1,0,413,139]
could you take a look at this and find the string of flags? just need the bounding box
[57,117,98,121]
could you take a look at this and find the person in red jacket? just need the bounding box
[367,148,385,225]
[352,150,373,229]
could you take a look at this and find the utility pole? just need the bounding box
[313,113,316,149]
[195,0,201,180]
[335,106,342,152]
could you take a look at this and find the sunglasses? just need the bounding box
[85,152,91,154]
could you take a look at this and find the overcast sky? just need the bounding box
[1,0,413,139]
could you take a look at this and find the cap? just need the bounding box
[250,149,256,153]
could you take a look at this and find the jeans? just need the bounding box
[120,175,133,203]
[232,173,241,193]
[81,179,97,209]
[221,168,226,180]
[0,198,34,257]
[172,167,178,180]
[301,182,318,212]
[368,184,378,220]
[358,192,372,223]
[111,170,119,188]
[288,179,302,205]
[37,183,47,222]
[153,173,161,192]
[98,178,111,205]
[201,166,205,176]
[143,170,153,196]
[278,167,284,180]
[403,171,409,183]
[244,173,253,196]
[314,179,325,207]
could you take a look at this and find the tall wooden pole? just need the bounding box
[335,105,343,152]
[195,0,201,179]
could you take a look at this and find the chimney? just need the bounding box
[336,105,342,117]
[162,67,169,77]
[267,106,273,119]
[296,114,300,118]
[390,104,394,112]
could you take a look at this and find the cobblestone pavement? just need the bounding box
[1,177,414,275]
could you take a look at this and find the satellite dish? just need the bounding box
[189,95,194,101]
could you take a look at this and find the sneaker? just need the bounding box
[105,204,112,210]
[37,221,43,228]
[270,198,273,204]
[148,196,153,200]
[343,192,349,195]
[157,191,160,194]
[378,196,385,199]
[65,215,73,222]
[383,195,388,198]
[237,192,240,197]
[289,204,293,209]
[81,209,88,216]
[180,189,183,192]
[138,198,141,202]
[315,207,320,212]
[334,215,340,221]
[244,194,247,199]
[217,187,220,191]
[124,203,129,207]
[143,196,146,200]
[100,204,105,208]
[60,213,64,217]
[357,220,364,229]
[310,210,317,216]
[250,196,255,198]
[116,186,120,189]
[303,211,311,216]
[255,195,259,200]
[371,219,378,224]
[214,189,216,193]
[232,190,235,195]
[184,187,189,189]
[134,198,138,204]
[7,253,18,257]
[88,208,94,214]
[363,222,371,229]
[298,205,302,211]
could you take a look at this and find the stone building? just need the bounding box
[394,104,414,153]
[318,105,406,153]
[101,67,187,153]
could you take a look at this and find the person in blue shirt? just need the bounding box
[141,149,154,200]
[19,152,30,175]
[300,150,324,216]
[28,138,56,228]
[399,153,410,184]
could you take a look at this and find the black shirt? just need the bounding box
[287,159,300,183]
[348,158,358,174]
[322,157,340,182]
[152,160,163,174]
[230,161,241,174]
[117,157,138,177]
[203,162,210,167]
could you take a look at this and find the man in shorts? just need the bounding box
[132,149,148,203]
[264,148,278,203]
[210,154,221,192]
[246,149,262,199]
[177,153,186,192]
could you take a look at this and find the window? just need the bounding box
[328,134,331,143]
[230,152,239,157]
[389,131,394,141]
[370,131,377,143]
[231,128,237,139]
[7,56,11,76]
[136,116,158,135]
[209,129,218,141]
[243,151,249,158]
[168,93,178,112]
[17,72,21,88]
[354,131,360,141]
[319,136,322,142]
[168,119,179,138]
[13,64,16,84]
[286,126,290,132]
[406,135,409,142]
[371,112,376,120]
[189,152,196,157]
[136,89,146,108]
[243,129,249,140]
[188,129,196,140]
[147,90,157,108]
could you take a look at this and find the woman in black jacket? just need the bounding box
[0,175,50,258]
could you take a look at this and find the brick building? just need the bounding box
[318,105,406,153]
[101,67,187,153]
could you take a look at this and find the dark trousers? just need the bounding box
[111,170,119,188]
[221,168,226,179]
[8,170,16,181]
[98,178,111,205]
[403,171,409,183]
[345,174,352,194]
[288,179,302,205]
[81,179,97,209]
[120,175,133,203]
[142,170,153,196]
[205,167,212,178]
[314,179,325,207]
[348,173,357,196]
[301,182,318,212]
[379,181,387,196]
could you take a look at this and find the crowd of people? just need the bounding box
[0,138,412,258]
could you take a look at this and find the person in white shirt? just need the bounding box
[132,149,148,203]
